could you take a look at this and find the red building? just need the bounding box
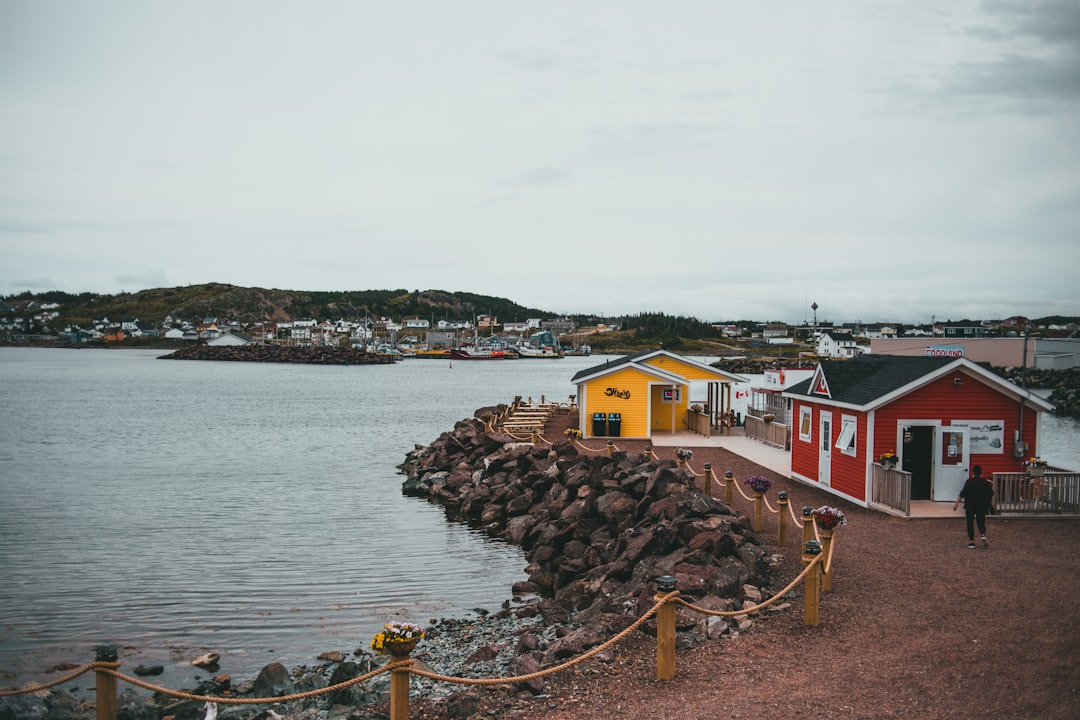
[783,356,1053,506]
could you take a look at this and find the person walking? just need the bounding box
[953,465,994,548]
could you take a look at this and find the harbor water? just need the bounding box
[0,348,589,693]
[1,348,1077,695]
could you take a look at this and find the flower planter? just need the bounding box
[386,639,418,658]
[1027,466,1045,478]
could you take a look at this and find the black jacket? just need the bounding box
[959,474,995,513]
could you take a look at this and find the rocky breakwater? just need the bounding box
[158,343,395,365]
[399,410,780,691]
[995,367,1080,417]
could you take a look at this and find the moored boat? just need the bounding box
[449,346,508,360]
[516,344,563,358]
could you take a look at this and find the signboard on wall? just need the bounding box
[662,388,682,403]
[954,420,1005,454]
[925,345,964,358]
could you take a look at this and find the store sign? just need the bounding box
[605,387,631,399]
[925,345,964,358]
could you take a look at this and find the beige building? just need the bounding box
[870,337,1036,368]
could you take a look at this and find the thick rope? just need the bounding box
[676,555,822,617]
[95,664,395,705]
[0,661,108,696]
[731,478,756,502]
[572,439,610,454]
[823,532,838,575]
[408,593,676,686]
[682,461,706,478]
[763,495,779,515]
[787,501,806,528]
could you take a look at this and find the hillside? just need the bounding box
[6,283,557,329]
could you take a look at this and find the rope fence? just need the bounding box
[0,549,832,720]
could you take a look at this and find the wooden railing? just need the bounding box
[686,410,711,437]
[743,415,790,449]
[992,471,1080,514]
[869,462,911,516]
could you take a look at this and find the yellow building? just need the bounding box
[571,350,748,439]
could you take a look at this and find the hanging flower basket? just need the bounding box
[879,450,898,467]
[745,475,772,494]
[812,505,847,530]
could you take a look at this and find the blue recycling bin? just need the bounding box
[592,412,608,437]
[607,413,622,437]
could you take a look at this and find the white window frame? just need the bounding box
[835,415,857,456]
[799,406,813,443]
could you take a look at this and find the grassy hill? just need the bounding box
[7,283,557,329]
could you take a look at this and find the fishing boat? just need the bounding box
[449,345,508,360]
[516,344,563,359]
[564,343,592,356]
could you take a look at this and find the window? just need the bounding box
[835,416,857,456]
[799,406,812,442]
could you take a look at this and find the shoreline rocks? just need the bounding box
[157,344,395,365]
[397,410,781,678]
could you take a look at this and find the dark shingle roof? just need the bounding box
[785,356,960,406]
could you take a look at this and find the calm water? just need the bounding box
[0,348,593,692]
[1,349,1077,695]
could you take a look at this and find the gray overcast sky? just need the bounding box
[2,1,1078,324]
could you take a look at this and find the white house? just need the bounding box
[816,329,859,358]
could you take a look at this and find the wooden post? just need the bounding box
[643,445,652,459]
[703,463,713,496]
[387,643,415,720]
[724,471,734,505]
[802,506,814,546]
[606,441,614,457]
[802,541,822,627]
[820,528,834,593]
[753,492,763,532]
[654,576,677,680]
[94,644,118,720]
[676,458,686,470]
[777,491,789,546]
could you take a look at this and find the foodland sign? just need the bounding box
[925,345,964,358]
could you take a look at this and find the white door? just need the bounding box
[934,426,970,501]
[818,411,832,487]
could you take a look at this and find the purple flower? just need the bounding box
[745,475,772,493]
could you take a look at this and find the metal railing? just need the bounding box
[869,462,911,516]
[993,471,1080,514]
